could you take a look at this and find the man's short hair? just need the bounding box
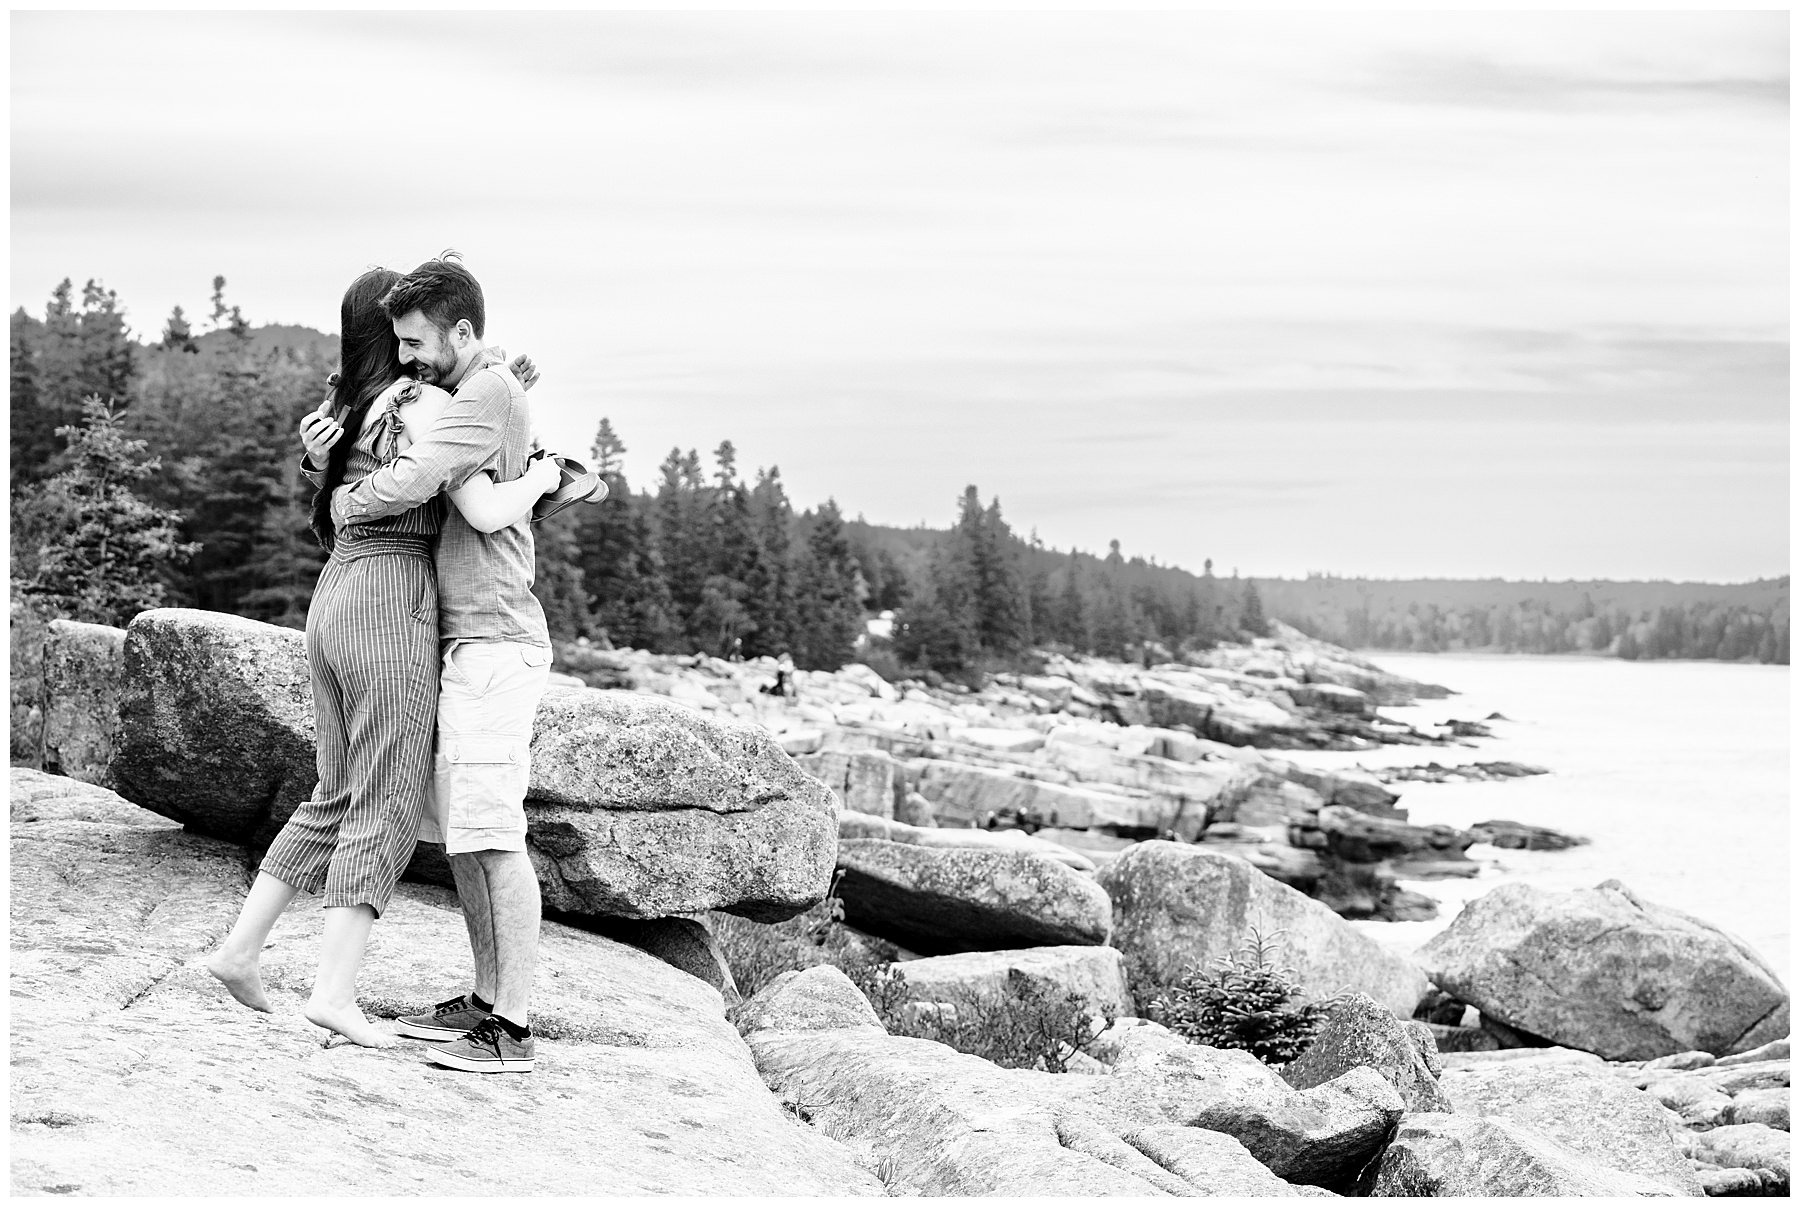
[380,250,485,339]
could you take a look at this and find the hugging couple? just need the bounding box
[205,253,603,1074]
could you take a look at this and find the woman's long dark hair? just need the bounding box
[309,267,405,551]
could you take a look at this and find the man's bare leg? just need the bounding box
[476,849,540,1026]
[449,849,538,1026]
[206,871,300,1012]
[448,851,498,1006]
[301,904,394,1048]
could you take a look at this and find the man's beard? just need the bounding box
[413,357,453,385]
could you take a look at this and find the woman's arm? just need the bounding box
[394,381,558,531]
[448,458,560,533]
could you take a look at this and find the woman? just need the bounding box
[205,267,558,1047]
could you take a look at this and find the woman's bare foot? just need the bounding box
[205,949,272,1013]
[303,996,395,1049]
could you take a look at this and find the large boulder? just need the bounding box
[110,609,317,845]
[1106,1039,1404,1188]
[38,619,128,787]
[9,768,882,1197]
[1439,1062,1704,1195]
[1418,879,1789,1060]
[103,609,838,923]
[1366,1113,1687,1196]
[1281,990,1451,1112]
[1096,841,1428,1017]
[833,839,1112,954]
[736,973,1336,1196]
[519,798,835,923]
[729,965,885,1035]
[524,688,838,815]
[892,945,1132,1021]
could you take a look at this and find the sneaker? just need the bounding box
[395,993,491,1042]
[531,454,608,523]
[426,1016,535,1074]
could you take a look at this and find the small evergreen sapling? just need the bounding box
[1150,928,1334,1066]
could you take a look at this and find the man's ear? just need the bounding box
[454,319,473,347]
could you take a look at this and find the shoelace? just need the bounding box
[432,994,473,1017]
[461,1016,506,1053]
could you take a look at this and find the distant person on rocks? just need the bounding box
[205,264,561,1051]
[778,652,797,698]
[763,652,796,698]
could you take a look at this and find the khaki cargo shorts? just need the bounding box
[421,638,552,855]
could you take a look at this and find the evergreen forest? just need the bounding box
[10,278,1789,698]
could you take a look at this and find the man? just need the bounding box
[306,254,549,1074]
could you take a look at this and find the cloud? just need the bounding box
[9,11,1787,580]
[1364,51,1787,112]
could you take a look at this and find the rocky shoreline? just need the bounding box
[12,608,1789,1196]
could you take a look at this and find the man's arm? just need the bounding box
[331,371,511,528]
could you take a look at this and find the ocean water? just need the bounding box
[1280,652,1791,984]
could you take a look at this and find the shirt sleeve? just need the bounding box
[331,370,512,527]
[299,454,325,490]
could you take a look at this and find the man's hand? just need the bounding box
[509,352,540,391]
[526,452,563,496]
[300,396,344,465]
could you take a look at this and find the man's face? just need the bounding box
[393,311,461,385]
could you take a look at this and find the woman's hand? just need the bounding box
[299,396,343,464]
[509,352,540,391]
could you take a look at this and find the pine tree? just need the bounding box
[572,438,679,651]
[532,507,593,644]
[1024,532,1054,649]
[590,417,627,475]
[790,499,866,670]
[692,575,756,658]
[76,280,134,399]
[1239,579,1269,638]
[894,541,981,672]
[1056,557,1089,650]
[572,420,677,649]
[10,308,52,493]
[965,492,1031,653]
[704,481,767,656]
[18,279,138,487]
[161,305,198,353]
[745,466,797,658]
[1090,583,1133,660]
[654,447,709,647]
[208,275,229,331]
[235,454,325,629]
[21,397,198,625]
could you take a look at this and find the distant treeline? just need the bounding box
[1255,577,1790,665]
[9,278,1789,679]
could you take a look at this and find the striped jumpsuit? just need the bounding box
[259,384,441,917]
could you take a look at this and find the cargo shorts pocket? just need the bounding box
[437,734,529,835]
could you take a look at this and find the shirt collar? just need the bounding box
[445,344,503,392]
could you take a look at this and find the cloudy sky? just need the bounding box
[10,10,1787,582]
